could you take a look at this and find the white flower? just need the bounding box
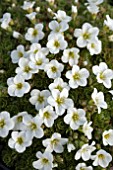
[29,89,50,111]
[104,15,113,31]
[87,38,102,55]
[15,58,37,80]
[109,90,113,100]
[25,12,37,20]
[21,1,35,10]
[11,45,26,64]
[92,149,112,168]
[66,65,89,89]
[7,75,31,97]
[44,59,64,79]
[54,10,72,23]
[82,121,93,140]
[64,107,86,130]
[75,142,96,161]
[48,88,74,116]
[0,111,14,138]
[87,4,99,14]
[86,0,104,5]
[91,88,107,113]
[49,20,69,36]
[39,105,58,127]
[29,52,49,71]
[8,131,32,153]
[75,163,93,170]
[23,114,44,139]
[47,34,67,54]
[92,62,113,88]
[12,111,28,130]
[61,48,80,66]
[25,23,45,43]
[49,77,70,92]
[102,129,113,146]
[29,43,49,57]
[0,13,11,29]
[13,31,21,39]
[33,151,53,170]
[72,5,78,14]
[74,23,99,48]
[67,143,75,152]
[42,133,68,153]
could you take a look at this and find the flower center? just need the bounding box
[18,51,23,58]
[17,137,23,145]
[72,112,79,121]
[36,59,42,65]
[30,122,37,130]
[24,66,31,73]
[51,66,57,73]
[73,73,80,80]
[56,96,64,105]
[42,158,49,165]
[54,40,60,48]
[51,138,59,145]
[16,83,23,89]
[43,111,50,119]
[69,51,74,59]
[98,154,105,160]
[56,85,63,92]
[99,72,105,80]
[91,43,95,48]
[104,133,110,139]
[17,116,22,122]
[34,49,38,54]
[32,29,38,36]
[0,119,5,128]
[37,95,44,103]
[83,32,90,40]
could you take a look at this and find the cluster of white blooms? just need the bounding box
[1,0,113,169]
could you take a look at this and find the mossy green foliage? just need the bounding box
[0,0,113,169]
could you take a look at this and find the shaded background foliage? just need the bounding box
[0,0,113,169]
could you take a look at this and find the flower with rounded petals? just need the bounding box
[82,121,93,140]
[33,151,53,170]
[0,111,14,138]
[25,12,37,21]
[67,143,75,152]
[23,114,44,139]
[54,10,72,23]
[61,47,80,66]
[87,4,99,14]
[29,52,49,71]
[42,133,68,153]
[48,88,74,116]
[11,45,26,64]
[91,88,107,113]
[15,58,37,80]
[39,105,58,128]
[86,0,104,5]
[92,149,112,168]
[29,89,50,111]
[66,65,89,89]
[75,163,93,170]
[102,129,113,146]
[25,23,45,43]
[12,111,28,130]
[49,20,69,36]
[92,62,113,88]
[7,75,31,97]
[104,15,113,31]
[75,141,96,161]
[47,34,67,54]
[8,131,32,153]
[0,12,11,29]
[21,1,35,10]
[44,59,64,79]
[87,38,102,55]
[64,107,86,130]
[74,23,99,48]
[49,77,70,92]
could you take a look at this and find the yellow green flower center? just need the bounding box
[43,111,50,119]
[37,95,44,103]
[24,66,31,73]
[73,73,80,80]
[104,133,110,139]
[51,138,59,145]
[69,51,74,59]
[17,116,22,122]
[42,158,49,164]
[72,112,79,121]
[99,72,105,80]
[32,29,38,36]
[18,52,23,58]
[98,154,105,160]
[36,59,42,65]
[30,122,37,130]
[83,32,90,40]
[54,40,60,48]
[17,137,23,145]
[51,66,57,73]
[56,85,63,92]
[16,83,23,89]
[56,97,64,105]
[0,119,5,128]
